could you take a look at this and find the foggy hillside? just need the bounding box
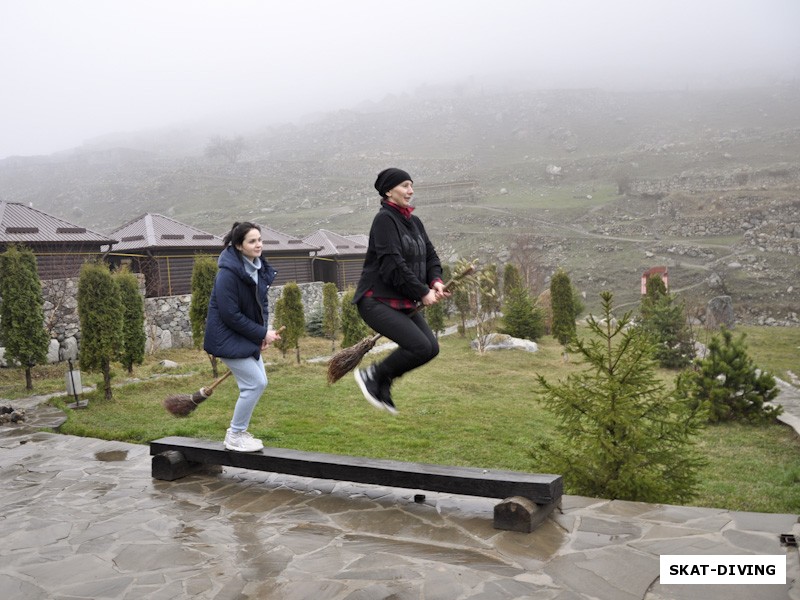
[1,84,799,322]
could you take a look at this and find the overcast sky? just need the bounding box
[1,0,798,159]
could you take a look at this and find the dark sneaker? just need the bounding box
[378,379,398,415]
[354,365,384,411]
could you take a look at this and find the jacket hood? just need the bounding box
[218,245,253,283]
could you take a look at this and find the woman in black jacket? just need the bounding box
[204,222,282,451]
[353,168,448,414]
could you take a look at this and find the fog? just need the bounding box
[1,0,798,159]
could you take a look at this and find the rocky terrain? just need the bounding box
[1,83,798,324]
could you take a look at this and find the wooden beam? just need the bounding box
[150,436,562,504]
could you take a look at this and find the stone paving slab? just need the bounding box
[0,425,797,600]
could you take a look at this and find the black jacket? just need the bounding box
[203,245,277,359]
[354,201,442,303]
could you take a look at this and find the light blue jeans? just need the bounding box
[220,355,268,432]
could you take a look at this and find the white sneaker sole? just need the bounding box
[224,443,263,452]
[354,370,385,411]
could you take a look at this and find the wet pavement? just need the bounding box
[0,386,798,599]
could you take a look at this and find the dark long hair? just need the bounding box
[223,221,260,249]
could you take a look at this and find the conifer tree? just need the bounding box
[424,263,451,339]
[535,291,706,503]
[278,282,305,364]
[641,292,694,369]
[425,299,446,338]
[272,296,288,358]
[501,286,544,341]
[78,261,123,400]
[340,288,370,347]
[680,327,780,424]
[0,245,49,390]
[502,263,523,300]
[322,282,340,352]
[114,269,146,375]
[550,268,576,345]
[189,256,219,374]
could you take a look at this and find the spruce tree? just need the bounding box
[189,256,219,375]
[535,291,706,503]
[0,245,49,390]
[78,261,123,400]
[340,288,370,347]
[322,282,340,352]
[641,293,694,369]
[114,269,145,375]
[278,282,306,364]
[550,268,576,345]
[681,327,780,424]
[501,286,544,341]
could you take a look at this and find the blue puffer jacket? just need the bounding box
[203,246,277,360]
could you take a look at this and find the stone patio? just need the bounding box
[0,407,797,599]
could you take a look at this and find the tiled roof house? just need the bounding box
[302,229,367,290]
[107,215,322,297]
[254,223,321,286]
[0,201,117,279]
[106,213,224,297]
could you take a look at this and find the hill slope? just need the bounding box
[1,85,798,322]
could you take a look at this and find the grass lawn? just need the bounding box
[4,325,792,515]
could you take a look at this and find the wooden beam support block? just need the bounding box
[151,450,202,481]
[494,496,559,533]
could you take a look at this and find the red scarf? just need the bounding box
[384,200,415,219]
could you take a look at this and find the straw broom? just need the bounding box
[163,370,233,417]
[326,263,476,384]
[163,326,285,417]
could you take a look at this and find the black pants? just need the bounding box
[357,296,439,382]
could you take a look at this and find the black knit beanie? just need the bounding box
[374,168,412,197]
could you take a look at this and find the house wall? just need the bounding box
[312,256,364,291]
[268,254,315,286]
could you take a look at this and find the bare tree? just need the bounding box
[509,234,547,294]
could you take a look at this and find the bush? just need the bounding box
[341,288,370,348]
[680,327,781,424]
[306,308,326,337]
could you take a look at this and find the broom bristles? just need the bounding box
[163,388,210,417]
[327,336,377,383]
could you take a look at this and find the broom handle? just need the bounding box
[205,370,233,392]
[367,263,475,343]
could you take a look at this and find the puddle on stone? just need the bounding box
[94,450,129,462]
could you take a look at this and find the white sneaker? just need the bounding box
[224,428,264,452]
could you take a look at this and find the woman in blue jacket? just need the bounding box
[204,222,281,452]
[353,168,448,414]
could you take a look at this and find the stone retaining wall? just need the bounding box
[1,278,326,366]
